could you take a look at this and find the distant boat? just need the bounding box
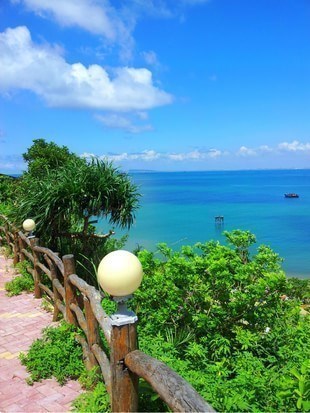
[284,193,299,198]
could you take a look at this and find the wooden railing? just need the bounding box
[0,214,215,413]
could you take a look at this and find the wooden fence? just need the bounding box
[0,214,215,413]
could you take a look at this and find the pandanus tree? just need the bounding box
[13,140,140,275]
[16,158,139,237]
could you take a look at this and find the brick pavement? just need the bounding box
[0,253,83,412]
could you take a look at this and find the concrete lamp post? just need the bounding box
[22,219,36,238]
[97,250,143,412]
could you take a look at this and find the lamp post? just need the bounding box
[97,250,143,412]
[22,219,36,238]
[22,219,41,298]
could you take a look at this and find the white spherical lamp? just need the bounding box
[97,250,143,297]
[23,219,36,232]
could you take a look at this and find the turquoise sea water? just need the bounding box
[99,169,310,278]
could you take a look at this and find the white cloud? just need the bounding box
[235,141,310,157]
[278,140,310,152]
[167,149,213,161]
[12,0,127,41]
[81,148,224,162]
[11,0,211,61]
[208,148,222,158]
[258,145,273,153]
[0,26,172,111]
[95,113,153,133]
[237,146,257,156]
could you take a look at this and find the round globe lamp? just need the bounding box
[23,219,36,232]
[97,250,143,327]
[97,250,143,297]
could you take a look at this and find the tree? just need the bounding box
[14,140,140,275]
[16,157,139,234]
[22,138,78,177]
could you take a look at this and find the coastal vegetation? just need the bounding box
[6,224,309,412]
[4,260,34,296]
[0,141,309,411]
[1,139,140,281]
[132,234,310,411]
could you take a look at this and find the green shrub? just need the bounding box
[72,382,110,413]
[78,367,101,391]
[130,231,310,412]
[5,261,34,296]
[287,278,310,304]
[20,322,85,385]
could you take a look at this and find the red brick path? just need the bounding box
[0,254,83,412]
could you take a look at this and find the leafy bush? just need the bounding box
[10,226,310,412]
[5,261,34,296]
[287,277,310,304]
[128,230,310,412]
[72,382,110,413]
[20,322,85,385]
[78,367,101,391]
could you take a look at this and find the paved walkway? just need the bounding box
[0,253,83,412]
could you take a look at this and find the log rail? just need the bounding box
[0,214,215,413]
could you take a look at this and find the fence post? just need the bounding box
[50,259,61,322]
[110,321,139,412]
[13,232,20,266]
[63,254,78,326]
[18,236,25,262]
[84,296,100,370]
[30,238,42,299]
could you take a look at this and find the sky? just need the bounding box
[0,0,309,173]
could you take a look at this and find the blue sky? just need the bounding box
[0,0,309,172]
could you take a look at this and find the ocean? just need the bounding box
[98,169,310,279]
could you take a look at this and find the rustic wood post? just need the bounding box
[13,232,20,266]
[110,321,139,412]
[30,238,42,299]
[50,259,61,322]
[84,296,100,370]
[18,236,25,262]
[63,254,78,326]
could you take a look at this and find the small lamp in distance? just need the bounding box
[22,219,36,238]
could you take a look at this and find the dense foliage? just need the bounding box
[0,174,18,215]
[1,140,309,410]
[15,139,140,237]
[22,138,76,177]
[126,230,310,412]
[20,322,85,385]
[1,139,140,280]
[73,382,110,413]
[5,260,34,296]
[5,217,309,411]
